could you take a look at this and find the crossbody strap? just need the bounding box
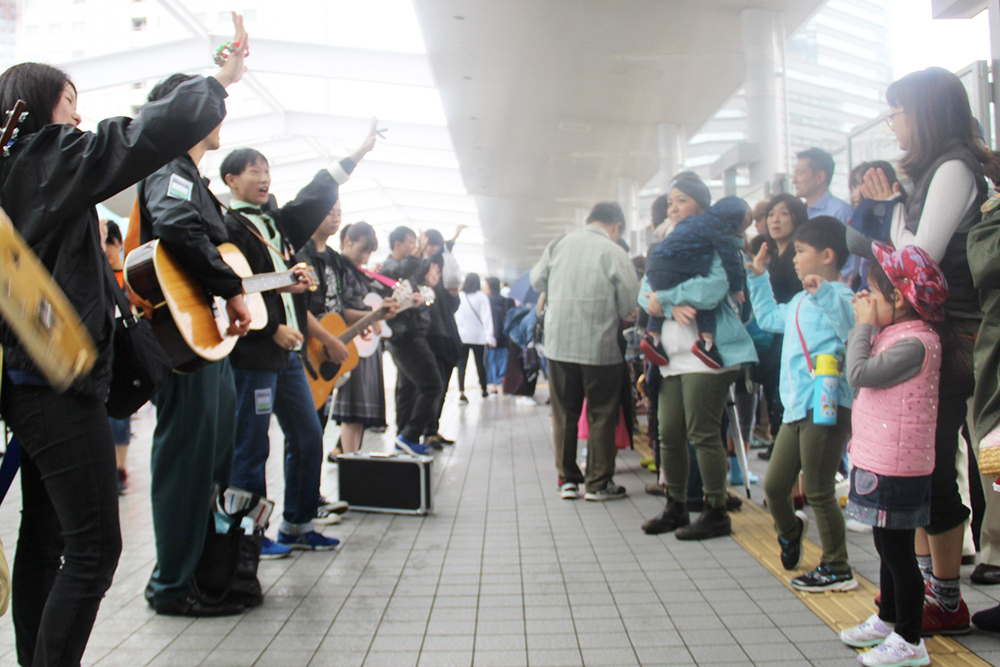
[794,296,814,377]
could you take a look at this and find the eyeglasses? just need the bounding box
[884,110,904,129]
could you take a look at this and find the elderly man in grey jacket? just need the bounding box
[530,202,640,501]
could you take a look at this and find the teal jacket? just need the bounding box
[638,254,757,369]
[748,272,855,423]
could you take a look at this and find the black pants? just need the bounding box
[3,382,122,667]
[457,344,487,394]
[388,335,444,441]
[873,527,923,644]
[431,354,455,434]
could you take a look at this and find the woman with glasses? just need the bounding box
[858,66,995,637]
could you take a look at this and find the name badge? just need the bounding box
[167,173,194,201]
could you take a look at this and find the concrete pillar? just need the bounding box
[618,177,639,252]
[658,123,685,187]
[742,8,789,188]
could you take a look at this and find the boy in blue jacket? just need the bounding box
[748,216,856,592]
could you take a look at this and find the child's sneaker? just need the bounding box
[840,613,893,648]
[559,483,579,500]
[858,632,929,667]
[640,334,669,366]
[779,510,809,571]
[691,339,724,369]
[791,563,858,592]
[921,586,970,635]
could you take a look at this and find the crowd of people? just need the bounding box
[4,9,1000,665]
[530,65,1000,666]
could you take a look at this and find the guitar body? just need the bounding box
[125,240,267,372]
[353,292,391,358]
[0,206,96,391]
[304,312,359,410]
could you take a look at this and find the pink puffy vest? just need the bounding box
[849,321,940,477]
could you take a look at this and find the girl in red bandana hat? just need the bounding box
[839,243,948,667]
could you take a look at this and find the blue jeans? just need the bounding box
[109,416,131,446]
[231,353,321,535]
[486,346,508,386]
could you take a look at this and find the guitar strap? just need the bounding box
[209,190,292,264]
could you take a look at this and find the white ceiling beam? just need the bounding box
[59,37,434,92]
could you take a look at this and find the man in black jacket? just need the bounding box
[138,73,252,618]
[222,125,377,558]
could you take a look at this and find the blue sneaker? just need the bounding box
[260,537,292,560]
[277,530,340,551]
[395,434,430,456]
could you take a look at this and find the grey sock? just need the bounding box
[930,575,961,612]
[917,555,933,581]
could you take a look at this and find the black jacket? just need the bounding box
[0,76,228,398]
[223,159,354,371]
[138,155,242,298]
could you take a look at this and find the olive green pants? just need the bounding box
[658,371,738,510]
[763,408,852,572]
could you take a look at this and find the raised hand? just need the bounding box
[350,117,381,163]
[859,167,900,202]
[749,242,769,277]
[801,274,825,295]
[213,12,250,89]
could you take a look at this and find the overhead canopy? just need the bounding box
[411,0,828,276]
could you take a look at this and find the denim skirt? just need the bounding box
[845,466,931,530]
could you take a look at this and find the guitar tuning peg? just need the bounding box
[17,112,27,122]
[10,128,17,139]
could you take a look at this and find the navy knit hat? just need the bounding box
[670,176,712,212]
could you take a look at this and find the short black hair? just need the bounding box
[147,73,197,104]
[104,220,122,246]
[462,273,480,293]
[0,62,74,135]
[796,147,836,187]
[586,201,626,226]
[651,194,668,228]
[485,276,501,295]
[342,221,378,252]
[389,226,416,250]
[427,252,444,269]
[424,229,444,247]
[793,216,849,269]
[220,148,268,184]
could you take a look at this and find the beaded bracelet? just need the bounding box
[213,41,248,67]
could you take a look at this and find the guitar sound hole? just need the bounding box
[319,361,340,381]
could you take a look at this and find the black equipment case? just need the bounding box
[336,452,432,515]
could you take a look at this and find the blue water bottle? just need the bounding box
[811,354,839,425]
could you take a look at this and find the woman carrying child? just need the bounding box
[838,244,947,667]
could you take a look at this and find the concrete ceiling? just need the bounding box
[412,0,828,276]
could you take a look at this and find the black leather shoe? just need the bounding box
[972,563,1000,585]
[725,494,743,512]
[152,591,246,617]
[757,445,773,461]
[434,433,455,445]
[642,500,689,535]
[675,507,731,541]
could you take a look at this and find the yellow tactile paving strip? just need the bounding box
[729,493,991,666]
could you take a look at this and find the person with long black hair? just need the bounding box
[0,14,249,665]
[857,65,998,635]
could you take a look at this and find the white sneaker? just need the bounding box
[516,396,538,406]
[858,632,929,667]
[840,613,893,648]
[560,483,579,500]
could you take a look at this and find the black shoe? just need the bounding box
[676,506,731,540]
[151,590,246,617]
[640,334,669,366]
[434,433,455,445]
[779,511,808,571]
[482,389,489,398]
[790,563,857,592]
[691,339,724,370]
[758,444,773,461]
[972,603,1000,632]
[725,494,743,512]
[642,500,689,535]
[972,563,1000,585]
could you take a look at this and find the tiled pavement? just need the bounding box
[0,366,998,666]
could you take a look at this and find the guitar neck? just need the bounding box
[338,307,389,343]
[242,271,298,295]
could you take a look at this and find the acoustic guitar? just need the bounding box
[0,100,98,391]
[124,239,313,372]
[304,280,433,409]
[353,292,392,358]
